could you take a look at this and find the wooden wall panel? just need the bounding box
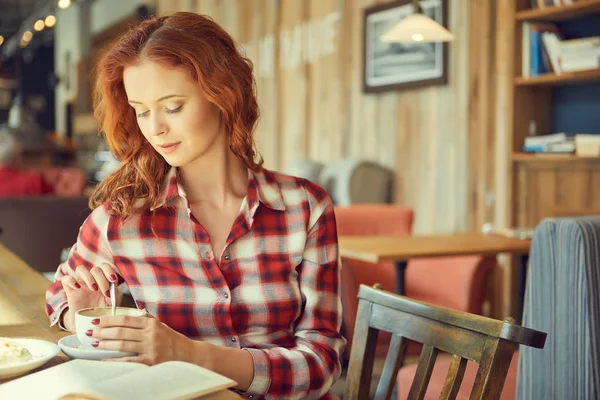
[468,0,495,232]
[156,0,493,237]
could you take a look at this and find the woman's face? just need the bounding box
[123,60,223,167]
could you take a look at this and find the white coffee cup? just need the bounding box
[75,307,147,350]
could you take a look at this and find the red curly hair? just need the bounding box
[90,12,262,218]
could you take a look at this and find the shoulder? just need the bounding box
[264,168,331,204]
[81,202,115,235]
[260,168,334,226]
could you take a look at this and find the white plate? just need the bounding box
[0,338,61,380]
[58,334,136,360]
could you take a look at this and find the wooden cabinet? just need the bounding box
[514,156,600,227]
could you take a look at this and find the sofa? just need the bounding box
[517,216,600,399]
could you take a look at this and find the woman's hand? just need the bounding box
[60,263,120,331]
[88,314,203,366]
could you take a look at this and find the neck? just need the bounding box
[179,141,248,207]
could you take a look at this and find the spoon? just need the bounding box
[110,282,117,316]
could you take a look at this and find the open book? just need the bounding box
[0,359,237,400]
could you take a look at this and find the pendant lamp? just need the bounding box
[380,0,454,43]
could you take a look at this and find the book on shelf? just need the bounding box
[522,21,600,76]
[0,359,237,400]
[524,132,569,145]
[530,0,574,9]
[523,133,575,154]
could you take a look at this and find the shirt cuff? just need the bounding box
[239,348,271,398]
[49,303,70,331]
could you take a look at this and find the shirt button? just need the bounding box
[224,292,229,299]
[230,337,236,342]
[247,396,253,399]
[224,255,230,261]
[205,251,213,260]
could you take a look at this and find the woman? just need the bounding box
[45,12,345,400]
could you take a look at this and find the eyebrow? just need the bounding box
[128,95,186,105]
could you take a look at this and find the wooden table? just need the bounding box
[0,243,241,399]
[0,242,69,369]
[338,233,531,323]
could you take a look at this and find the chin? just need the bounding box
[160,154,186,167]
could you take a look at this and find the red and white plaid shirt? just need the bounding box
[46,167,346,399]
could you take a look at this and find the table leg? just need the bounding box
[395,260,408,295]
[516,254,529,325]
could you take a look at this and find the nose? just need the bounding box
[148,114,168,136]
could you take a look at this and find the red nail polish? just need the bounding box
[91,318,100,325]
[105,290,110,297]
[91,341,99,347]
[110,274,117,281]
[92,283,99,291]
[86,329,93,337]
[74,282,81,289]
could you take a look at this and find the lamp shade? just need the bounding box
[380,13,454,43]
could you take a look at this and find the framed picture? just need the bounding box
[362,0,449,93]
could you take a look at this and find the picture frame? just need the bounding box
[362,0,449,93]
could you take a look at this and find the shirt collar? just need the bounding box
[248,168,285,212]
[151,167,285,212]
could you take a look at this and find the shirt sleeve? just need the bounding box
[45,204,115,327]
[241,191,346,399]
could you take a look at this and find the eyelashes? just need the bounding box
[136,105,183,118]
[165,105,183,114]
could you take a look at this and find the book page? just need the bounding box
[0,359,145,400]
[92,361,237,400]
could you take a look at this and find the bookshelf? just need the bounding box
[516,0,600,21]
[512,152,600,163]
[514,68,600,85]
[496,1,600,230]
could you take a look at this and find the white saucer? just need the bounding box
[58,334,136,360]
[0,338,61,380]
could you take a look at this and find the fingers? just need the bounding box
[90,266,111,297]
[71,263,119,297]
[60,275,81,290]
[89,326,143,341]
[95,315,148,330]
[74,265,100,292]
[94,339,140,354]
[97,263,119,284]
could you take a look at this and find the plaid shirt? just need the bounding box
[46,167,346,399]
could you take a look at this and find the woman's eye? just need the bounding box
[165,105,183,114]
[136,110,150,118]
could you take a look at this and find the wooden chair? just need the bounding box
[344,284,547,400]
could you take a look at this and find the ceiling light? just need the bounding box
[0,36,4,46]
[58,0,71,9]
[380,0,454,43]
[22,31,33,42]
[45,15,57,28]
[34,20,45,32]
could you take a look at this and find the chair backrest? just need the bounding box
[345,284,547,400]
[319,158,394,205]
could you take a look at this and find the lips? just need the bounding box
[157,142,181,154]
